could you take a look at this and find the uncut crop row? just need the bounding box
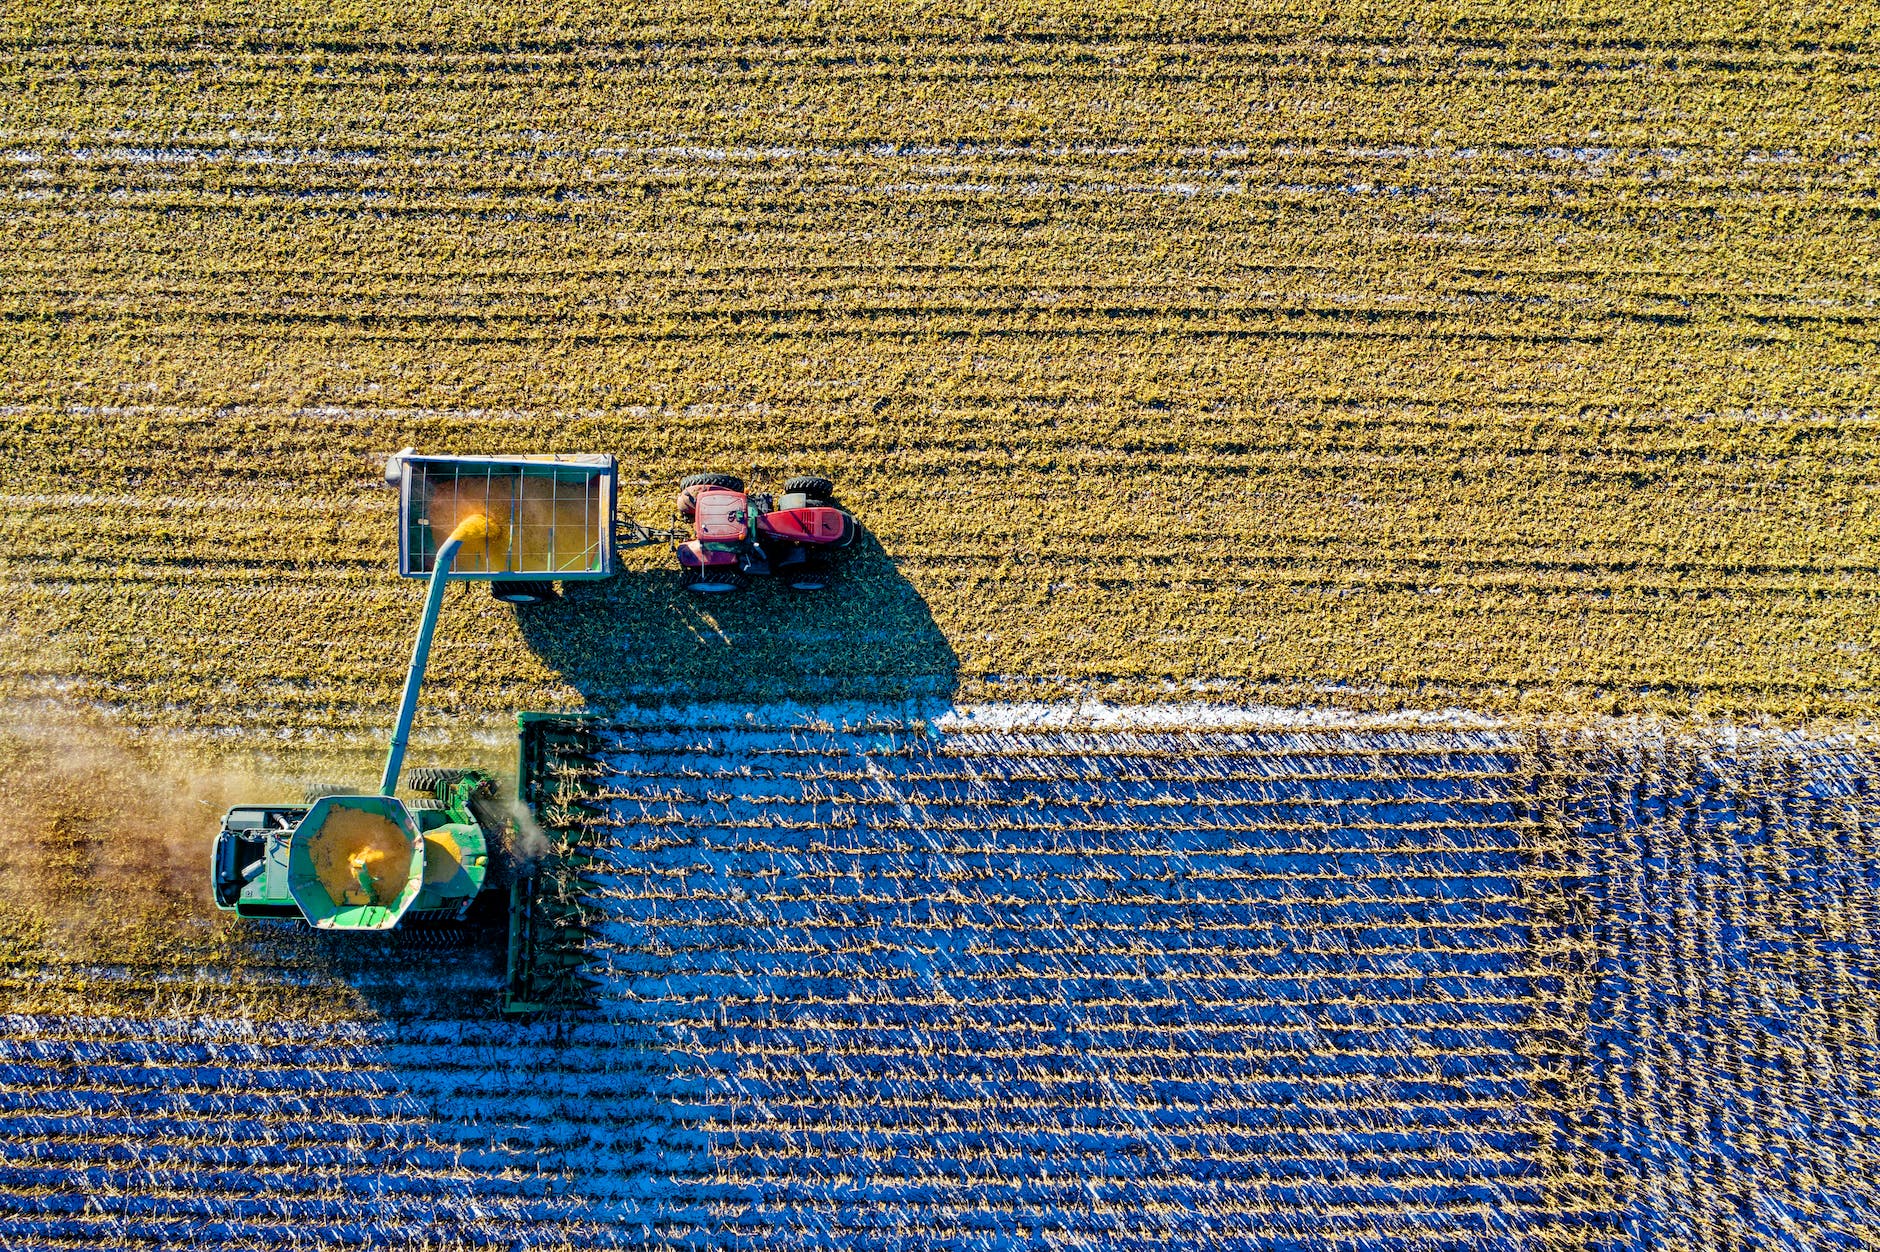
[1,712,1872,1248]
[2,5,1879,727]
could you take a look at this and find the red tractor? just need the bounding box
[673,473,858,593]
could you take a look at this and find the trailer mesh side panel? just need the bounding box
[406,461,606,577]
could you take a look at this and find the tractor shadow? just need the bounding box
[515,528,960,709]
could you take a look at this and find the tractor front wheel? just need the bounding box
[680,472,744,492]
[491,581,559,606]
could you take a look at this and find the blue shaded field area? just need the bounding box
[1565,738,1880,1250]
[0,712,1874,1249]
[587,720,1549,1250]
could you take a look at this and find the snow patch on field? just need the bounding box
[590,697,1514,733]
[936,700,1512,733]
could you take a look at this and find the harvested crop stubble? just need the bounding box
[1,1,1878,733]
[2,709,1874,1248]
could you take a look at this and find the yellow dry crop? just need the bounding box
[0,0,1874,739]
[422,831,465,885]
[426,474,603,575]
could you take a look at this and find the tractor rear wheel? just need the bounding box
[681,565,746,594]
[680,472,744,492]
[304,783,360,803]
[492,581,559,606]
[783,475,835,502]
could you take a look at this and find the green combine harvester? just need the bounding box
[210,452,615,1013]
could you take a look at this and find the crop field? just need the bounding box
[1,709,1875,1249]
[1,3,1878,1248]
[1,2,1880,730]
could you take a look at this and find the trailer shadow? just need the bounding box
[514,529,960,709]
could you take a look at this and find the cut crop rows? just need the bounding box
[1,711,1872,1248]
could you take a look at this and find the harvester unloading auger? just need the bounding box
[211,452,861,1013]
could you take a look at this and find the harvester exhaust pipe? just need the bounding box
[379,513,503,796]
